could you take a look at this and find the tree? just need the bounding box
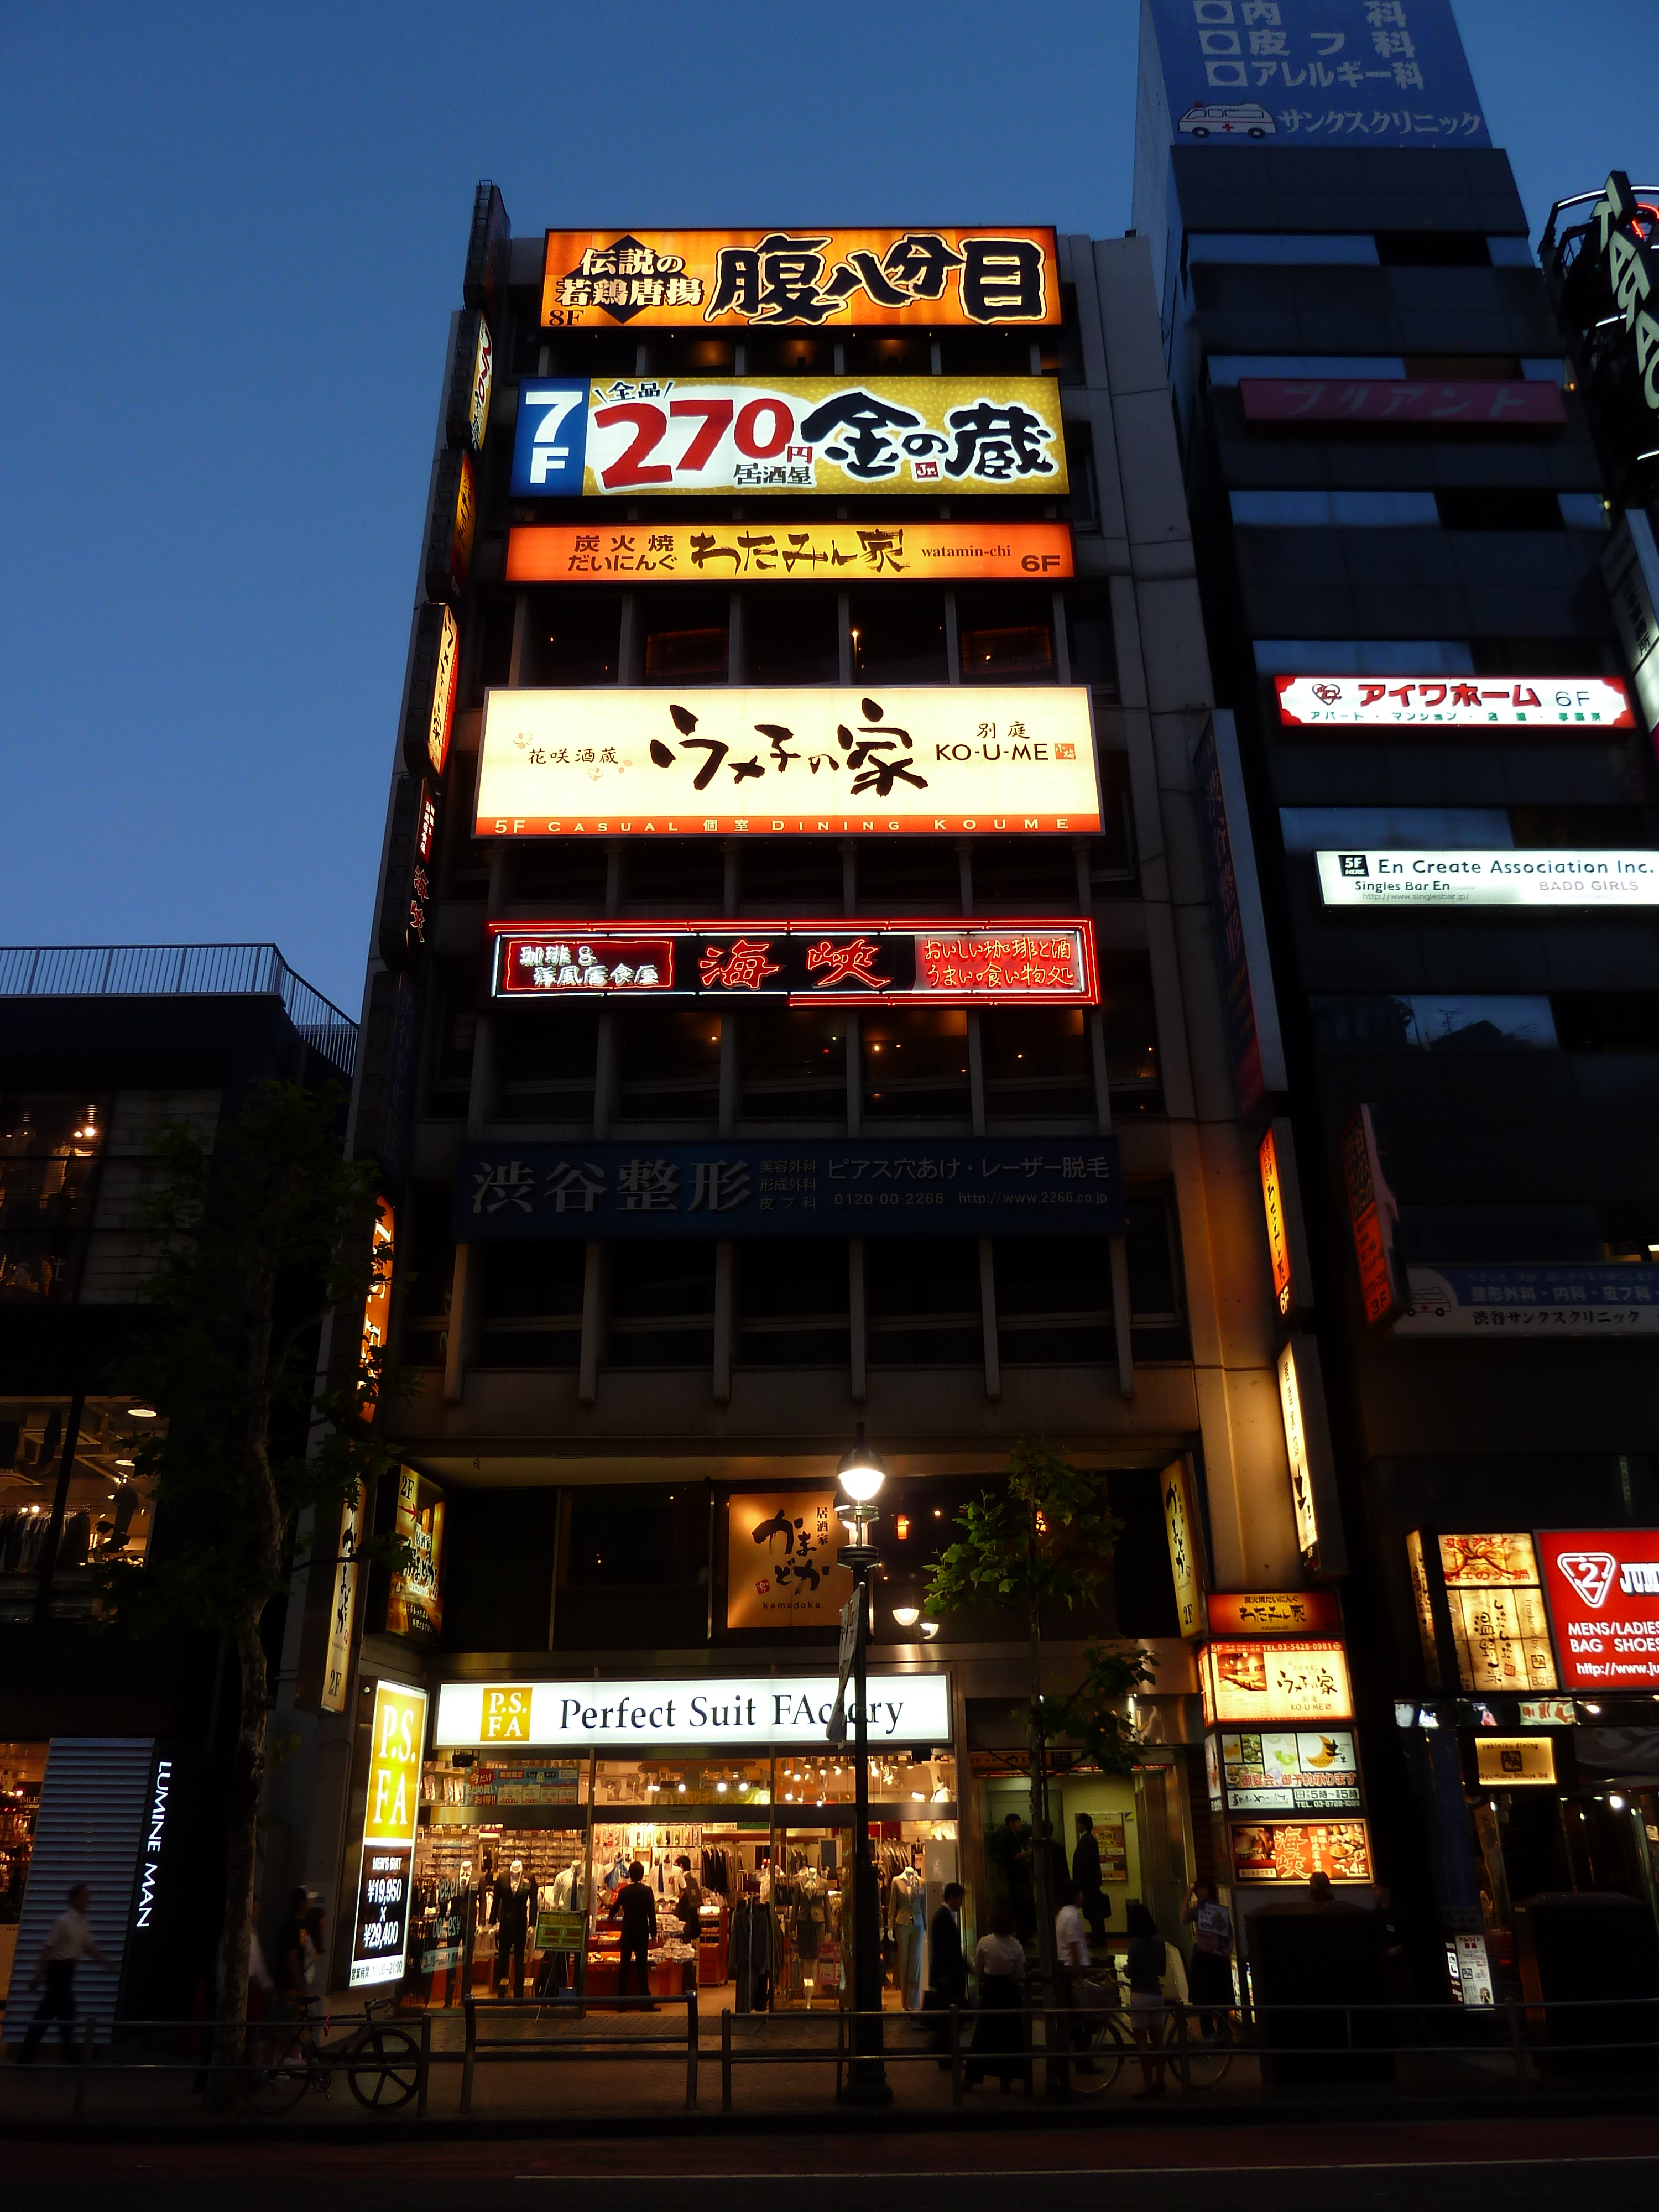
[96,1080,404,2106]
[923,1441,1154,2022]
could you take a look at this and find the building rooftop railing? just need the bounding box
[0,943,358,1079]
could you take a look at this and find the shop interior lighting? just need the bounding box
[128,1405,158,1420]
[1582,1702,1604,1716]
[919,1620,940,1640]
[1610,1794,1627,1810]
[891,1600,921,1628]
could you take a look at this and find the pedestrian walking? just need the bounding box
[1072,1814,1110,1944]
[17,1882,108,2063]
[966,1902,1025,2091]
[925,1880,968,2059]
[1182,1879,1234,2036]
[1055,1879,1099,2070]
[1123,1899,1168,2097]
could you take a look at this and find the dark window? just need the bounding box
[539,330,643,379]
[0,1095,108,1307]
[1597,1203,1659,1265]
[639,586,729,682]
[442,1489,559,1652]
[993,1238,1114,1365]
[619,836,726,909]
[1088,757,1136,890]
[1510,805,1659,847]
[857,837,961,914]
[614,1005,722,1122]
[971,836,1079,908]
[1125,1189,1188,1359]
[981,1009,1094,1120]
[1471,637,1610,677]
[736,1240,849,1366]
[603,1245,716,1368]
[866,1239,981,1366]
[523,589,622,685]
[496,1002,599,1121]
[861,1008,971,1122]
[643,335,737,377]
[1553,994,1659,1051]
[559,1482,711,1648]
[1436,488,1562,531]
[1400,1204,1600,1264]
[399,1186,456,1369]
[477,598,515,693]
[940,328,1039,379]
[508,838,610,907]
[738,1006,848,1123]
[440,752,490,895]
[740,836,845,912]
[1108,1470,1181,1637]
[849,588,947,684]
[477,1243,585,1367]
[956,586,1055,682]
[844,333,931,377]
[1099,957,1162,1113]
[1308,994,1557,1052]
[1063,424,1098,529]
[1375,232,1491,267]
[426,973,476,1114]
[745,333,834,377]
[1066,585,1118,693]
[744,586,839,684]
[1404,353,1521,379]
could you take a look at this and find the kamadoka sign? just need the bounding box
[1202,1639,1353,1726]
[433,1673,952,1749]
[1318,849,1659,909]
[1278,675,1632,729]
[540,228,1060,328]
[1538,1529,1659,1688]
[510,377,1068,499]
[488,921,1097,1007]
[350,1680,427,1989]
[476,688,1100,837]
[726,1492,855,1631]
[505,520,1074,585]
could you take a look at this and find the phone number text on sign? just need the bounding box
[511,377,1070,499]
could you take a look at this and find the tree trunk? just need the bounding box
[1027,1604,1064,2091]
[205,1601,271,2107]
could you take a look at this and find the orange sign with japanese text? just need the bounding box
[507,520,1074,585]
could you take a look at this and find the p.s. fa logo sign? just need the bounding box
[481,1684,535,1741]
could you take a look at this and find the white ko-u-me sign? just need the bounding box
[434,1672,952,1749]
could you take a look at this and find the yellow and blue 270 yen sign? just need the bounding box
[510,377,1069,499]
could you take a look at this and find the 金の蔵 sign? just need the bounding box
[455,1137,1125,1241]
[1278,675,1632,728]
[488,920,1097,1006]
[1202,1638,1353,1725]
[475,688,1100,837]
[540,228,1059,327]
[510,377,1068,498]
[726,1491,855,1631]
[1538,1529,1659,1688]
[505,519,1074,584]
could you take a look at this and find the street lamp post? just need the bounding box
[836,1425,892,2105]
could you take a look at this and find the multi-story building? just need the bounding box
[279,192,1307,2010]
[1136,0,1659,1997]
[0,942,357,2033]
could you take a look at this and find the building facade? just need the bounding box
[1137,0,1659,2000]
[281,195,1308,2010]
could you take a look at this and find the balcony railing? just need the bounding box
[0,943,358,1078]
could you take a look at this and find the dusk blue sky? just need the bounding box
[2,2,1651,1013]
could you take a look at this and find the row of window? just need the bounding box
[1209,354,1565,387]
[401,1215,1186,1372]
[432,994,1162,1126]
[1232,489,1607,531]
[474,582,1119,693]
[518,319,1082,388]
[1310,992,1659,1055]
[1280,806,1659,853]
[1188,233,1536,271]
[1254,638,1613,678]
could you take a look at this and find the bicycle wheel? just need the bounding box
[1069,2011,1129,2094]
[347,2024,422,2110]
[238,2031,314,2115]
[1164,2005,1237,2090]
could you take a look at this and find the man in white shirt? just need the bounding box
[19,1882,108,2064]
[1055,1880,1098,2071]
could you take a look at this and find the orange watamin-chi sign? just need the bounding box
[541,228,1060,328]
[506,520,1074,585]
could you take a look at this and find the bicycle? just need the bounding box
[239,1996,422,2113]
[1164,2000,1238,2090]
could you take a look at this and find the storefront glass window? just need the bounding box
[0,1095,108,1303]
[0,1743,45,2000]
[594,1758,771,1808]
[0,1398,161,1621]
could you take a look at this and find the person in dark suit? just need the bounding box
[491,1859,538,2000]
[609,1861,658,2004]
[925,1881,968,2057]
[1073,1814,1111,1945]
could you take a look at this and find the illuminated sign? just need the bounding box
[320,1492,364,1715]
[510,377,1068,499]
[1279,675,1632,729]
[350,1679,427,1988]
[1162,1458,1207,1642]
[1259,1126,1293,1317]
[505,519,1074,584]
[540,228,1060,328]
[386,1467,444,1641]
[1436,1533,1558,1694]
[476,687,1100,837]
[1277,1342,1322,1565]
[1406,1530,1441,1687]
[1394,1263,1659,1337]
[1582,174,1659,427]
[726,1491,855,1631]
[488,920,1097,1007]
[1319,849,1659,909]
[1242,379,1566,427]
[457,1137,1125,1241]
[378,777,439,969]
[423,448,476,604]
[1214,1729,1361,1813]
[401,603,460,781]
[1230,1820,1373,1886]
[445,311,494,453]
[1202,1639,1353,1725]
[434,1671,952,1748]
[1517,1698,1577,1727]
[1475,1737,1558,1787]
[1538,1528,1659,1688]
[1341,1105,1400,1327]
[358,1197,393,1420]
[1206,1590,1340,1637]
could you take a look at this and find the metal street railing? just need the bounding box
[0,943,357,1077]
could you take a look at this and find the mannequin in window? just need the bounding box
[889,1859,927,2009]
[491,1858,537,2001]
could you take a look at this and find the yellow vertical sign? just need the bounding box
[1162,1457,1207,1641]
[351,1679,428,1987]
